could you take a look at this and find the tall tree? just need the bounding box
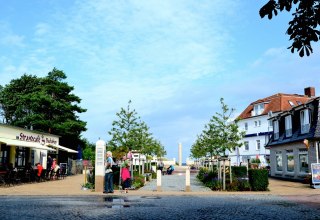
[190,98,245,159]
[260,0,320,57]
[107,100,165,159]
[0,68,87,149]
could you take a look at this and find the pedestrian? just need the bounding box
[46,155,52,179]
[121,155,131,193]
[104,151,114,193]
[157,160,164,175]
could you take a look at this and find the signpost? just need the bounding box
[95,139,106,193]
[311,163,320,189]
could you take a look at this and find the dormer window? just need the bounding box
[285,115,292,137]
[300,109,310,134]
[273,120,279,140]
[253,103,264,116]
[297,101,302,105]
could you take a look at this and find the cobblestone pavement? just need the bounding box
[2,172,320,219]
[1,194,320,220]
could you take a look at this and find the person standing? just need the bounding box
[158,160,164,175]
[121,155,131,193]
[46,156,52,179]
[104,151,114,193]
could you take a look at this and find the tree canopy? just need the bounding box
[260,0,320,57]
[0,68,87,149]
[107,100,166,159]
[190,98,245,160]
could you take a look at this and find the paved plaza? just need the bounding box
[1,170,320,219]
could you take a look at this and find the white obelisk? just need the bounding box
[178,143,182,166]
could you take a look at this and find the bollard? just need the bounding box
[185,167,191,192]
[157,169,162,191]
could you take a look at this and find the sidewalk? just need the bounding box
[1,173,320,203]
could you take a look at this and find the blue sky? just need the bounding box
[1,0,319,162]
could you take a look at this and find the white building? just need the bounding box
[228,87,314,166]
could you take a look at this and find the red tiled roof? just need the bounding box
[238,93,312,119]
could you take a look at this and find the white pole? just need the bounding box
[185,167,191,192]
[157,169,162,191]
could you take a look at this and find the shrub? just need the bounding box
[197,167,218,184]
[248,169,269,191]
[132,174,145,189]
[232,166,247,178]
[206,179,222,191]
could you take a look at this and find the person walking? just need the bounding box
[104,151,114,193]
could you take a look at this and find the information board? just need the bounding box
[311,163,320,188]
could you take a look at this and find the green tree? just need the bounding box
[82,138,95,161]
[107,100,165,159]
[0,68,87,150]
[260,0,320,57]
[190,98,245,159]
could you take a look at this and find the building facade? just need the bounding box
[0,124,77,171]
[228,87,314,166]
[267,96,320,180]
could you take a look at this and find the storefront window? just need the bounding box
[299,150,308,173]
[286,150,294,172]
[0,144,9,170]
[276,151,282,171]
[15,147,28,168]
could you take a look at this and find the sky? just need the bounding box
[1,0,320,162]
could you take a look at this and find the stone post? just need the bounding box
[185,167,191,192]
[95,139,106,193]
[157,169,162,191]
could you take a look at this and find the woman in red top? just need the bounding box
[121,156,131,193]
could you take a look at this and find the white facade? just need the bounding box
[228,114,275,166]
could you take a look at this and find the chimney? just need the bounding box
[304,87,315,97]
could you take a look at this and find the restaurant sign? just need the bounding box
[18,132,58,145]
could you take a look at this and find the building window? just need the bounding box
[268,120,273,127]
[15,147,28,168]
[244,141,249,151]
[286,150,294,172]
[0,144,9,170]
[273,120,279,140]
[285,115,292,137]
[299,150,308,173]
[256,140,260,150]
[288,101,295,107]
[300,109,310,134]
[253,103,264,116]
[245,122,248,131]
[276,151,282,171]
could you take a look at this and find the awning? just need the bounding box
[46,143,78,153]
[0,137,56,151]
